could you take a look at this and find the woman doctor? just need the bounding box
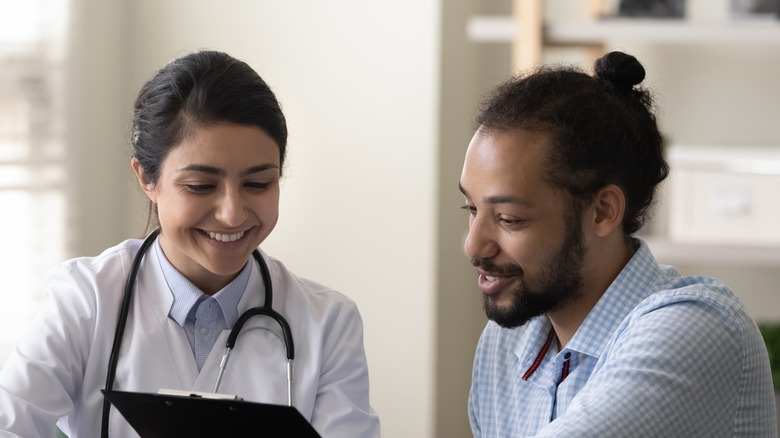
[0,50,380,437]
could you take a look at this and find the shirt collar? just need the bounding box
[565,238,662,358]
[513,315,555,365]
[154,238,250,328]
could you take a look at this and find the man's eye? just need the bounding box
[460,205,476,215]
[499,217,524,227]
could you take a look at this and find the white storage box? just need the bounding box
[667,145,780,246]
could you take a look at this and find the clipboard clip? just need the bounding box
[158,388,243,401]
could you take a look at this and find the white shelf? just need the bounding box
[643,237,780,267]
[467,16,780,45]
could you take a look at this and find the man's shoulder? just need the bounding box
[635,273,747,320]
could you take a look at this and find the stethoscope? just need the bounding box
[100,228,295,437]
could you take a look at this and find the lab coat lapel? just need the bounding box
[118,243,199,391]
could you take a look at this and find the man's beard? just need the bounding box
[473,208,586,329]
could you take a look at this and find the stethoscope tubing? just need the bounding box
[101,228,160,437]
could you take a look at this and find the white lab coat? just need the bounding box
[0,238,380,437]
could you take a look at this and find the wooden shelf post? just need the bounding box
[512,0,542,73]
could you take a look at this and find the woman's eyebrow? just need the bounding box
[177,163,279,176]
[178,164,223,175]
[244,164,279,175]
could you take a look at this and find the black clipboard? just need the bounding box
[102,389,321,438]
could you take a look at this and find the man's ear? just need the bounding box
[590,184,626,237]
[131,158,157,203]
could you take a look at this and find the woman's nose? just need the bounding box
[215,187,248,227]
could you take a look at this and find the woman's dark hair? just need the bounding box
[131,50,288,185]
[475,51,669,236]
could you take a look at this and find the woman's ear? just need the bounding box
[591,184,626,237]
[131,158,157,203]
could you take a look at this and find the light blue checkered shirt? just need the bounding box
[468,239,777,437]
[154,240,250,370]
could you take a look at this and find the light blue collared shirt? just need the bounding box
[154,240,250,370]
[468,239,777,437]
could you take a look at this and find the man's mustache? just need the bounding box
[471,258,524,277]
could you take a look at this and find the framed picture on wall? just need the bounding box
[617,0,686,18]
[730,0,779,19]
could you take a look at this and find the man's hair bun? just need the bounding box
[594,51,646,90]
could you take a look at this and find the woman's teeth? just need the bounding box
[208,231,244,242]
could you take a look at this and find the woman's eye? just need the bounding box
[184,184,214,193]
[245,182,271,190]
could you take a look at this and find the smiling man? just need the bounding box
[460,51,777,437]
